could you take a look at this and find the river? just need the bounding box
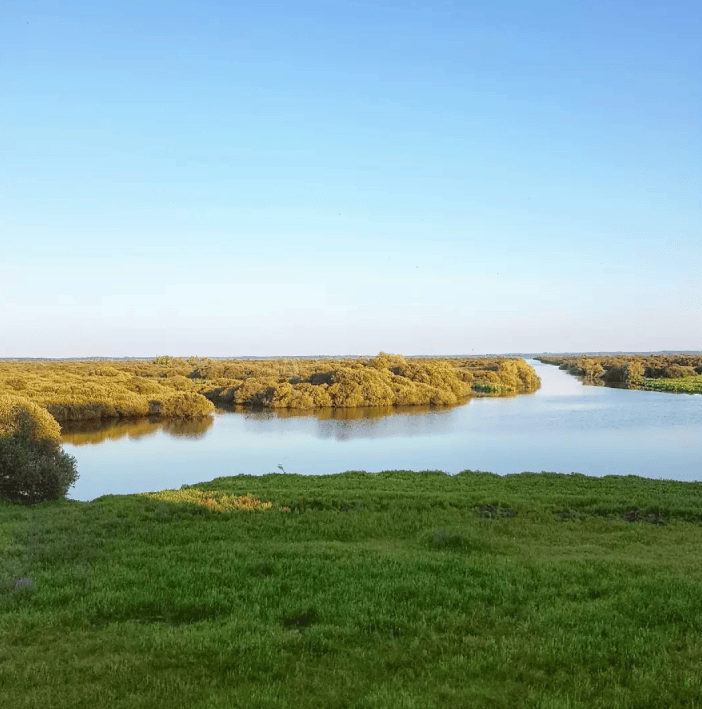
[62,359,702,501]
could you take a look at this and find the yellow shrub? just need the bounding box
[159,375,194,392]
[0,393,61,443]
[232,377,278,406]
[94,366,131,381]
[327,367,395,407]
[149,392,215,418]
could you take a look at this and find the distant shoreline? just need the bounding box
[2,350,701,362]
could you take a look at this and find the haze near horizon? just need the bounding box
[2,0,700,358]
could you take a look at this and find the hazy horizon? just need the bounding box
[2,349,701,362]
[3,0,699,358]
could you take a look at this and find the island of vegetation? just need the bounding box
[0,353,540,424]
[536,353,702,394]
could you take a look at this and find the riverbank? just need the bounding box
[3,470,702,708]
[537,354,702,394]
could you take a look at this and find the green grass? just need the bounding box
[3,470,702,708]
[633,375,702,394]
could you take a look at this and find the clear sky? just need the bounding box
[2,0,700,357]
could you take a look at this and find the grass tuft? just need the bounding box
[427,528,475,551]
[281,605,320,631]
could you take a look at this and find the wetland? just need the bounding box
[59,359,702,501]
[4,354,702,707]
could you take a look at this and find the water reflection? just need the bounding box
[60,401,469,447]
[228,402,468,442]
[216,401,471,420]
[61,415,214,445]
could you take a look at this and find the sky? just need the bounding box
[1,0,700,358]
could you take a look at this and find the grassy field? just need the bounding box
[633,375,702,394]
[3,470,702,708]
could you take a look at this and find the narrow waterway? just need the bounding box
[62,360,702,501]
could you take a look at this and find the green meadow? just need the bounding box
[634,375,702,395]
[3,470,702,708]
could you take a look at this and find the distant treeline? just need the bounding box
[537,354,702,393]
[0,353,540,426]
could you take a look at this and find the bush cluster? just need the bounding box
[0,352,540,414]
[0,354,540,416]
[0,393,62,442]
[0,436,78,505]
[538,354,702,388]
[0,394,78,505]
[192,353,540,409]
[0,361,215,422]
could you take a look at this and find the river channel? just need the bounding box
[61,359,702,501]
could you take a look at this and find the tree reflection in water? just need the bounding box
[221,401,470,422]
[60,415,215,445]
[60,403,466,447]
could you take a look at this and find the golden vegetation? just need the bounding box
[0,355,540,428]
[0,393,62,444]
[0,360,215,423]
[191,353,540,409]
[537,354,702,392]
[139,488,272,512]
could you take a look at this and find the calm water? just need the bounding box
[62,360,702,501]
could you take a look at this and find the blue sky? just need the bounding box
[2,0,700,357]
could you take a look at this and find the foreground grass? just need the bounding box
[3,470,702,708]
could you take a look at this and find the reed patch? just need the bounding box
[138,488,272,512]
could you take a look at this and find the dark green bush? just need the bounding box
[603,366,627,383]
[0,435,78,505]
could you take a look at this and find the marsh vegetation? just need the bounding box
[0,354,540,424]
[537,354,702,394]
